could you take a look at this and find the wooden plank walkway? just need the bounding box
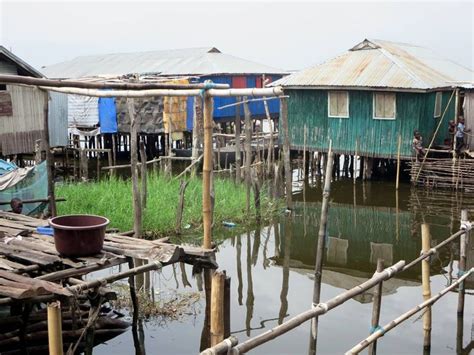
[0,211,215,303]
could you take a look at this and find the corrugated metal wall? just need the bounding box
[48,92,68,147]
[284,89,455,159]
[0,85,45,155]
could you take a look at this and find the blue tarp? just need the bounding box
[98,97,118,133]
[0,160,17,176]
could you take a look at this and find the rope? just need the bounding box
[369,325,385,335]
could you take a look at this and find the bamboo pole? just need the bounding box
[396,134,401,190]
[47,301,63,355]
[200,336,239,355]
[39,86,284,98]
[309,142,334,353]
[421,223,432,352]
[263,99,274,176]
[42,91,57,217]
[127,98,142,239]
[354,139,358,184]
[243,99,252,214]
[211,271,225,346]
[345,268,474,355]
[192,96,203,177]
[0,73,230,90]
[230,261,406,354]
[368,259,384,355]
[202,92,213,249]
[303,124,307,180]
[235,97,242,184]
[415,90,456,182]
[139,140,147,209]
[280,97,292,209]
[217,95,288,110]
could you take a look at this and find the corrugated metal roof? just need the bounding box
[0,46,44,78]
[272,39,473,90]
[42,47,286,79]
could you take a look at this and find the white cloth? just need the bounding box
[68,127,101,137]
[68,94,99,128]
[0,166,34,191]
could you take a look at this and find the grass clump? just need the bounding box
[57,173,281,237]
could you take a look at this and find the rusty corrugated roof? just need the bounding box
[273,39,473,91]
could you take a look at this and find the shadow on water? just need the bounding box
[94,180,474,354]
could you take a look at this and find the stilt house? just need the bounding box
[272,39,473,159]
[0,46,67,157]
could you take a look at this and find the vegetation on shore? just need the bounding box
[57,174,282,237]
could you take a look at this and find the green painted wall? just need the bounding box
[283,89,455,158]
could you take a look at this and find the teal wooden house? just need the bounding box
[273,39,473,159]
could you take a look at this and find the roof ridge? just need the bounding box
[371,40,430,88]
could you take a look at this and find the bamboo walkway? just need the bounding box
[0,211,215,304]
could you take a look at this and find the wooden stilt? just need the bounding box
[243,100,252,214]
[127,98,142,239]
[211,271,225,346]
[224,275,231,338]
[421,223,432,352]
[42,91,57,217]
[235,97,242,184]
[139,140,147,209]
[281,97,292,209]
[396,134,401,190]
[310,142,334,352]
[202,92,213,249]
[368,259,384,355]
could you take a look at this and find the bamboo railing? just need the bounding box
[201,210,473,355]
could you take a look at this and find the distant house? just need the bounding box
[42,47,287,135]
[0,46,67,157]
[272,39,473,159]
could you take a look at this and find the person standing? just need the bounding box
[412,130,425,161]
[455,117,471,155]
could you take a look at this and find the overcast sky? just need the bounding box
[0,0,472,73]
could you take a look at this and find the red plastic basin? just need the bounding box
[49,215,109,257]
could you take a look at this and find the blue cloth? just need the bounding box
[98,97,118,133]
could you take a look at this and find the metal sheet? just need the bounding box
[274,39,473,90]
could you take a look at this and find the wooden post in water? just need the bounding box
[127,98,142,239]
[281,97,292,209]
[309,143,334,354]
[243,99,252,214]
[396,134,402,190]
[368,259,384,355]
[235,97,242,183]
[353,139,358,185]
[139,140,147,209]
[211,271,225,346]
[202,91,213,249]
[421,223,432,352]
[47,301,63,355]
[303,124,307,180]
[42,91,57,216]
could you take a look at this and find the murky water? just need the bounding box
[95,179,474,354]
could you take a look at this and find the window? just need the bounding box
[328,91,349,118]
[373,92,396,119]
[434,92,442,117]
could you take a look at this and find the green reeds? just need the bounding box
[57,174,280,237]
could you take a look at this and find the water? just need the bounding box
[95,180,474,354]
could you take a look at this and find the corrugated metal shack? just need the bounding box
[0,46,67,157]
[42,47,287,133]
[272,39,473,159]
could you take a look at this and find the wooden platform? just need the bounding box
[0,211,215,304]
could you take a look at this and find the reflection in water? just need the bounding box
[279,217,291,325]
[95,181,474,355]
[245,232,255,336]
